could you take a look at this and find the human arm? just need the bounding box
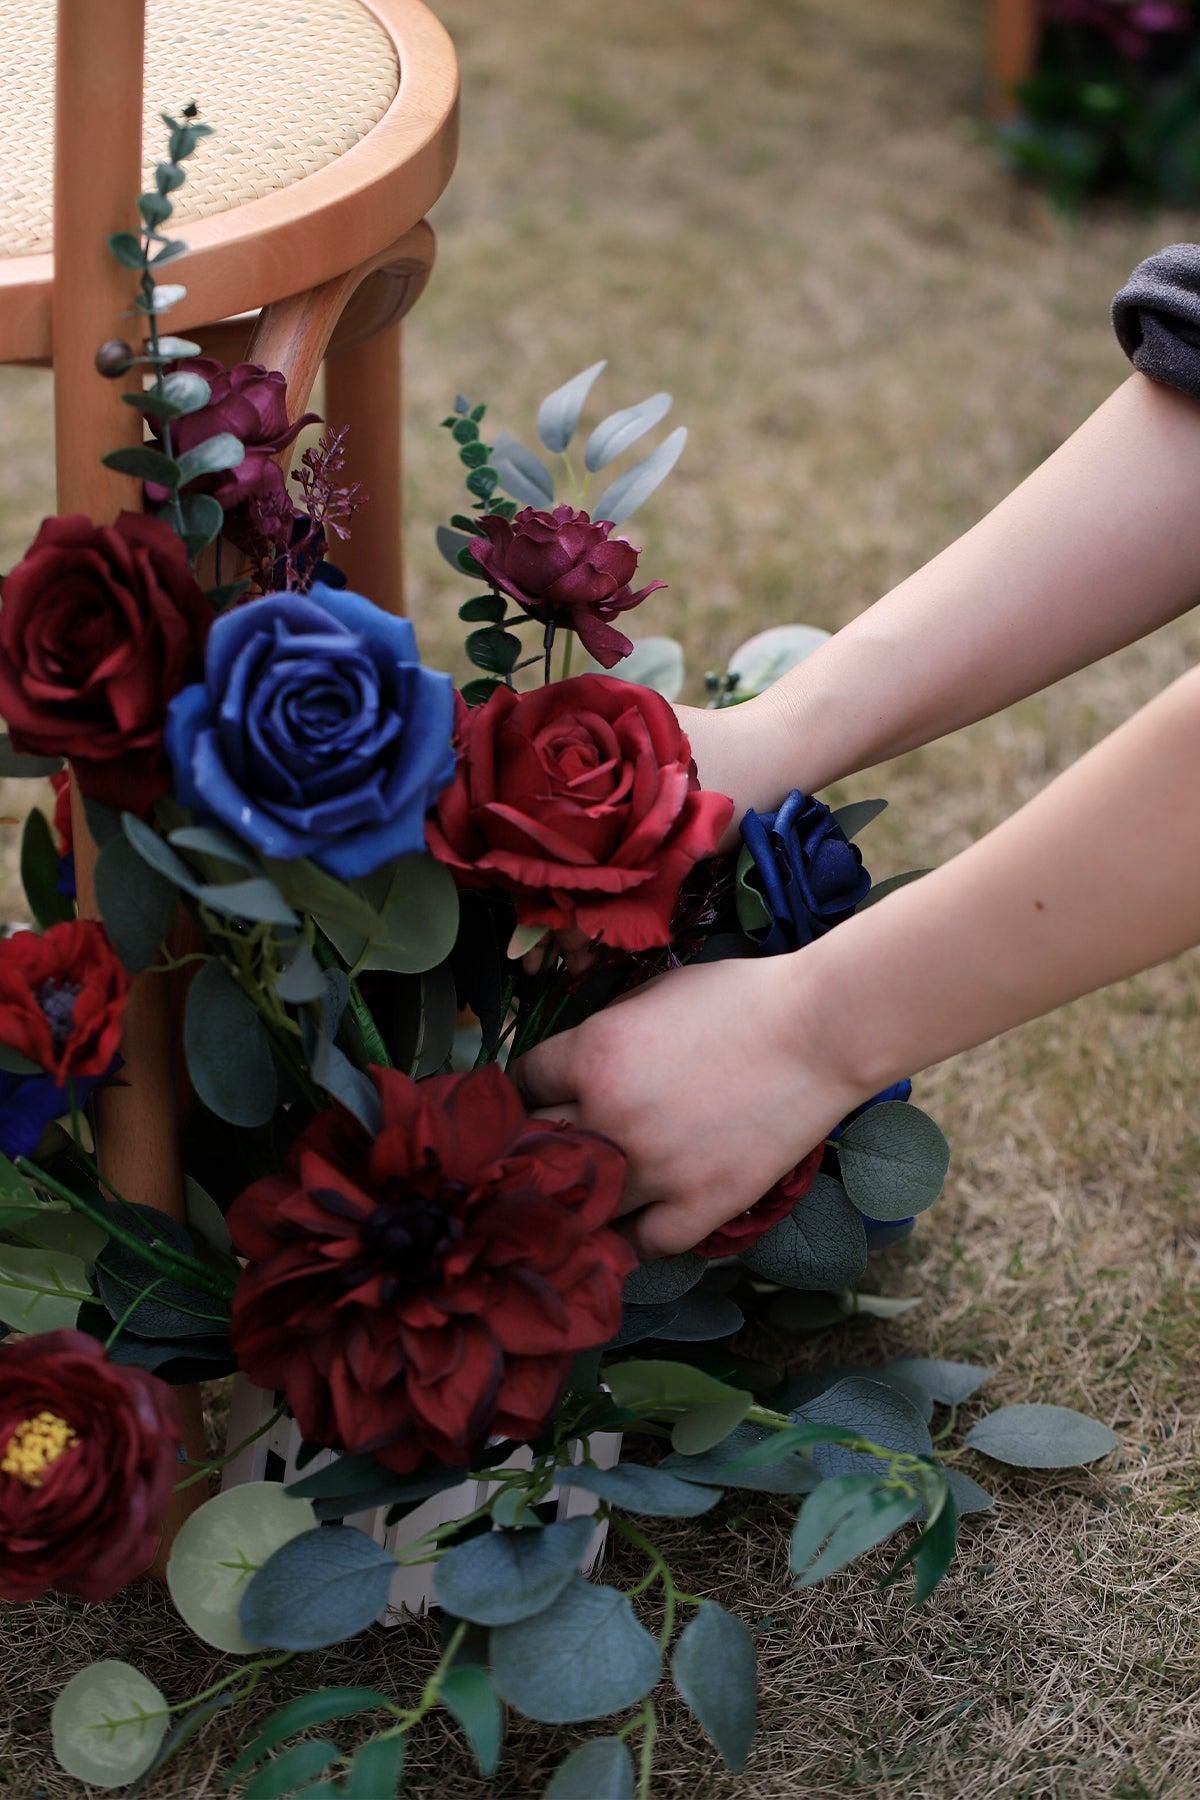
[514,662,1200,1256]
[685,373,1200,822]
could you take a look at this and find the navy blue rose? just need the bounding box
[740,790,871,954]
[0,1066,110,1161]
[166,585,456,879]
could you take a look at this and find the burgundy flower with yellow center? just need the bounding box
[694,1144,826,1258]
[0,1330,181,1602]
[228,1063,634,1472]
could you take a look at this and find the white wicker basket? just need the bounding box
[221,1379,620,1622]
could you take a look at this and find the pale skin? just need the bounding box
[512,373,1200,1257]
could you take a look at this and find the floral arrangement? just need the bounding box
[1000,0,1200,206]
[0,113,1118,1796]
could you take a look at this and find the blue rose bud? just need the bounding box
[165,584,456,879]
[740,790,872,955]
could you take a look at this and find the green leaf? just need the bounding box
[434,1516,593,1625]
[183,959,278,1127]
[554,1462,720,1518]
[459,439,491,469]
[243,1740,340,1800]
[944,1467,995,1515]
[536,360,607,454]
[652,1291,743,1342]
[726,623,831,697]
[439,1665,502,1777]
[167,823,256,869]
[659,1423,821,1496]
[125,1695,233,1797]
[795,1376,933,1478]
[545,1738,635,1799]
[734,842,771,935]
[670,1601,756,1771]
[21,807,74,928]
[13,1205,108,1268]
[240,1526,396,1650]
[121,809,201,893]
[0,1151,48,1225]
[108,230,147,269]
[345,1735,405,1799]
[0,741,63,778]
[605,1358,749,1418]
[357,854,461,976]
[452,417,479,443]
[672,1389,754,1455]
[136,281,188,314]
[0,1043,44,1075]
[95,1208,230,1340]
[737,1174,868,1290]
[167,1484,318,1653]
[584,391,672,472]
[831,797,887,839]
[176,432,244,485]
[149,334,202,360]
[273,940,327,1005]
[855,867,930,910]
[605,1301,679,1348]
[592,426,686,526]
[138,190,173,226]
[466,465,499,500]
[183,1175,232,1255]
[0,1243,91,1332]
[963,1403,1118,1469]
[266,856,380,943]
[885,1357,992,1407]
[836,1102,949,1221]
[492,436,556,506]
[101,445,182,486]
[620,1253,706,1306]
[466,625,522,676]
[51,1661,168,1788]
[883,1479,959,1604]
[177,491,225,555]
[585,635,685,701]
[789,1475,920,1588]
[490,1576,661,1723]
[195,875,300,927]
[461,677,503,707]
[436,524,475,571]
[458,592,506,622]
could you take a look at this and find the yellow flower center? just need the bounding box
[1,1411,79,1487]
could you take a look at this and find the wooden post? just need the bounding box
[323,321,405,613]
[988,0,1041,118]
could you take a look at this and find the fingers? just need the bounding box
[530,1102,581,1128]
[618,1201,703,1261]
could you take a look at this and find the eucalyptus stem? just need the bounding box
[175,1401,287,1493]
[104,1277,166,1351]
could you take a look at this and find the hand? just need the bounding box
[510,953,864,1258]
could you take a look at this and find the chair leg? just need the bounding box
[323,319,404,612]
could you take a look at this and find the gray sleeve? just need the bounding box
[1112,243,1200,404]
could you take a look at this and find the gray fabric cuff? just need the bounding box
[1112,242,1200,404]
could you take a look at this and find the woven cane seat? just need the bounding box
[0,0,400,259]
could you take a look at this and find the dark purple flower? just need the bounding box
[148,358,319,512]
[469,505,666,668]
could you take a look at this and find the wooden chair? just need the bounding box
[0,0,457,1537]
[988,0,1042,117]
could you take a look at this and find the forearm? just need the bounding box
[793,662,1200,1093]
[722,375,1200,803]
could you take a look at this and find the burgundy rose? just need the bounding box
[229,1064,634,1473]
[694,1144,825,1259]
[0,512,211,813]
[148,357,318,512]
[0,1330,182,1602]
[470,505,666,668]
[0,920,129,1083]
[427,675,733,952]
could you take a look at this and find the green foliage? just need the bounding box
[670,1601,757,1771]
[490,1576,662,1722]
[584,634,686,700]
[964,1402,1118,1469]
[51,1660,168,1789]
[592,425,687,526]
[239,1526,397,1650]
[0,734,63,779]
[466,625,522,676]
[654,1290,744,1342]
[183,960,278,1128]
[0,1151,48,1226]
[734,842,771,936]
[20,807,74,929]
[620,1252,705,1306]
[343,1735,406,1797]
[883,1480,959,1605]
[166,1483,317,1654]
[660,1424,822,1496]
[439,1664,503,1776]
[0,1241,91,1332]
[536,360,607,453]
[725,622,831,697]
[95,1205,231,1341]
[789,1475,920,1588]
[553,1462,722,1519]
[831,797,887,840]
[794,1376,933,1479]
[545,1737,635,1799]
[885,1356,992,1407]
[855,867,929,910]
[835,1102,950,1222]
[585,390,672,471]
[242,1739,341,1799]
[434,1517,593,1625]
[737,1174,869,1289]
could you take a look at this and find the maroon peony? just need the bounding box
[470,505,666,668]
[694,1144,825,1259]
[0,512,211,813]
[427,675,733,952]
[0,1330,182,1602]
[228,1064,634,1473]
[0,920,129,1083]
[148,357,318,513]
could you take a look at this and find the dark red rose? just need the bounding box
[0,1329,182,1602]
[427,675,733,952]
[229,1064,634,1473]
[694,1144,825,1258]
[0,512,211,813]
[148,358,319,512]
[0,920,129,1082]
[470,505,666,668]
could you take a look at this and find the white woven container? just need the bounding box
[221,1379,620,1622]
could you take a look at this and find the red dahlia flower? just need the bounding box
[427,675,733,952]
[0,512,211,814]
[0,920,129,1082]
[694,1144,825,1258]
[0,1330,181,1602]
[229,1064,634,1472]
[470,505,666,668]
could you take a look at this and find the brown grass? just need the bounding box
[3,0,1200,1793]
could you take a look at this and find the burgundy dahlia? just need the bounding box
[470,505,666,667]
[694,1144,825,1258]
[0,1330,182,1602]
[228,1064,634,1472]
[148,357,318,513]
[0,920,129,1083]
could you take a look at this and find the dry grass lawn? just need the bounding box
[2,0,1199,1794]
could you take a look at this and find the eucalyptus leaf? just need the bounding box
[592,425,687,526]
[789,1474,920,1589]
[176,431,244,485]
[345,1735,406,1798]
[535,360,607,453]
[101,445,181,487]
[492,435,556,507]
[224,1688,391,1785]
[659,1423,821,1496]
[439,1665,503,1777]
[884,1357,992,1407]
[195,876,299,926]
[726,623,831,696]
[963,1404,1118,1469]
[242,1740,340,1800]
[831,797,887,840]
[51,1661,168,1789]
[584,635,685,700]
[183,960,278,1128]
[554,1462,720,1518]
[655,1291,744,1342]
[836,1103,949,1222]
[855,867,930,910]
[794,1376,933,1479]
[944,1468,996,1516]
[670,1601,756,1771]
[584,391,672,471]
[167,1484,318,1654]
[21,807,74,929]
[545,1737,634,1799]
[434,1516,593,1625]
[0,1243,91,1333]
[240,1525,396,1650]
[737,1174,868,1290]
[167,824,255,868]
[621,1253,706,1306]
[490,1576,661,1723]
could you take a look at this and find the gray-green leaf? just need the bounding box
[592,425,686,526]
[545,1738,634,1799]
[434,1517,592,1625]
[490,1576,661,1722]
[584,391,673,471]
[963,1403,1117,1469]
[836,1102,949,1222]
[536,360,607,453]
[670,1601,756,1771]
[737,1174,868,1289]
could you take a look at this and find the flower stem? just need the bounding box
[104,1277,165,1351]
[175,1400,287,1493]
[559,632,575,682]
